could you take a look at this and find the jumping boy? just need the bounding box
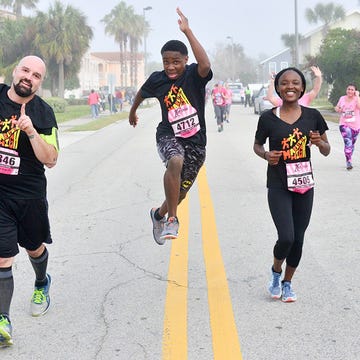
[129,8,212,244]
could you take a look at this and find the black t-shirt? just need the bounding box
[255,106,329,189]
[0,84,58,199]
[141,63,213,146]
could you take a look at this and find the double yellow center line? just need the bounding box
[162,167,243,359]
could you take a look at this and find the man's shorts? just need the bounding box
[157,135,206,192]
[0,198,52,258]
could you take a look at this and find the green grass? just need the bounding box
[55,105,90,124]
[311,97,334,110]
[70,112,129,131]
[53,104,130,131]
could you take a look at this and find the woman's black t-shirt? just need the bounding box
[255,106,329,189]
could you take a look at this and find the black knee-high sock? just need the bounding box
[29,248,49,287]
[0,267,14,318]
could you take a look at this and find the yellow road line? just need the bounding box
[162,197,189,360]
[198,166,243,360]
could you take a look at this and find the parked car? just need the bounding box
[231,88,242,104]
[253,85,278,115]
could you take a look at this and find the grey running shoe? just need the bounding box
[150,208,166,245]
[0,314,13,347]
[281,281,297,303]
[268,267,282,299]
[30,273,51,317]
[160,216,179,240]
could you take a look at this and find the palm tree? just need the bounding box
[0,16,36,80]
[102,2,133,88]
[128,14,148,87]
[0,0,39,17]
[102,2,148,88]
[281,33,303,66]
[305,2,345,36]
[34,1,93,97]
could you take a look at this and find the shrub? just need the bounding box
[45,97,67,113]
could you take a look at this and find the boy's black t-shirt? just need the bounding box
[0,84,58,199]
[141,63,213,146]
[255,106,329,189]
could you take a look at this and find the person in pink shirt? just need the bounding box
[211,82,227,132]
[266,66,323,107]
[88,89,99,119]
[335,83,360,170]
[224,83,232,123]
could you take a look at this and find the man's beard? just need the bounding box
[13,81,33,97]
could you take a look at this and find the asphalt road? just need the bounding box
[2,103,360,360]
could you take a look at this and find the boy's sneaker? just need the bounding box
[160,216,179,240]
[0,314,13,347]
[30,273,51,317]
[281,281,297,302]
[268,267,282,299]
[150,208,167,245]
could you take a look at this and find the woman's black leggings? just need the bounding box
[267,187,314,268]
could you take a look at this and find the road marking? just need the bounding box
[162,196,189,359]
[162,166,242,359]
[198,166,243,360]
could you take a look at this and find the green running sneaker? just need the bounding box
[30,273,51,317]
[0,314,13,347]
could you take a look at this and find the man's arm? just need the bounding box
[29,130,58,168]
[176,8,211,78]
[12,104,58,168]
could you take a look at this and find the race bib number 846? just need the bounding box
[0,147,20,175]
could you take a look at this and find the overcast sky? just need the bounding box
[32,0,359,61]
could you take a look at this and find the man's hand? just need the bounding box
[12,103,36,136]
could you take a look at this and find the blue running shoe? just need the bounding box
[268,268,282,299]
[150,208,167,245]
[281,281,297,302]
[0,314,13,347]
[30,273,51,317]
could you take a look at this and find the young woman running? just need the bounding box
[253,67,330,302]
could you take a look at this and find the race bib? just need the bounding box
[168,105,200,138]
[343,110,355,122]
[286,161,314,194]
[0,146,20,175]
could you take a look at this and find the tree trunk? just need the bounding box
[58,60,65,98]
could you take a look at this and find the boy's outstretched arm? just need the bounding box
[176,7,210,78]
[129,90,144,127]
